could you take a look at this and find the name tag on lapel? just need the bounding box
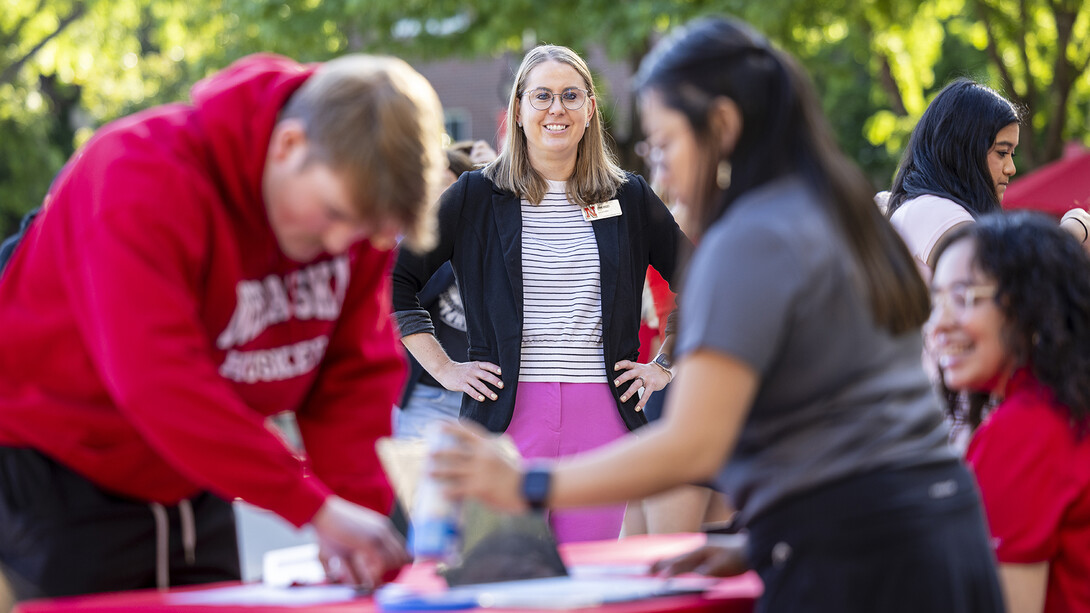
[581,199,622,222]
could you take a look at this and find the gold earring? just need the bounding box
[717,159,732,190]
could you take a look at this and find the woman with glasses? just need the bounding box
[391,45,687,543]
[928,212,1090,613]
[879,79,1089,449]
[429,17,1003,611]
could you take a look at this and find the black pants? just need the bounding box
[746,461,1004,613]
[0,447,240,601]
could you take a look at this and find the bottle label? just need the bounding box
[410,516,459,559]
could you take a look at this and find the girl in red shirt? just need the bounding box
[929,212,1090,613]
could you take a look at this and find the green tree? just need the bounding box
[0,0,200,234]
[0,0,409,236]
[373,0,1090,176]
[753,0,1090,175]
[0,0,89,234]
[968,0,1090,168]
[2,0,1088,237]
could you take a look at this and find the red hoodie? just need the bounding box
[0,54,403,527]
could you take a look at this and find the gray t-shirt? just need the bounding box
[678,176,953,525]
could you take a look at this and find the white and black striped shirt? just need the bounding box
[519,181,606,382]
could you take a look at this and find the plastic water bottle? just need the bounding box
[409,423,461,563]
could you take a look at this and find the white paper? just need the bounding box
[262,543,326,587]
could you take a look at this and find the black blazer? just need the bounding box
[392,170,687,433]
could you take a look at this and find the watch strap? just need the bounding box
[652,354,674,380]
[521,465,552,511]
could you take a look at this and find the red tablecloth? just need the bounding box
[15,533,760,612]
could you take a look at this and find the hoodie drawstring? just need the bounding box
[149,498,199,590]
[150,503,169,590]
[179,498,197,564]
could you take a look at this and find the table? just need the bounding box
[15,533,761,612]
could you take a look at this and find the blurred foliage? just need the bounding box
[1,0,1088,236]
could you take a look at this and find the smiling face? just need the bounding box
[987,122,1019,202]
[927,238,1015,396]
[263,121,402,262]
[516,60,596,177]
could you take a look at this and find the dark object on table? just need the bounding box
[440,505,567,587]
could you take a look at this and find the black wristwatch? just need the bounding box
[521,465,552,511]
[652,353,674,378]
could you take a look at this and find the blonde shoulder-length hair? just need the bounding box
[483,45,626,205]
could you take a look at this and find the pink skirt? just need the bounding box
[506,381,630,543]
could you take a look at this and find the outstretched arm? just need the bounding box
[432,348,758,511]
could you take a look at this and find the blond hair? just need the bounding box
[280,55,445,251]
[484,45,626,205]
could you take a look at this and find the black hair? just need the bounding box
[886,78,1021,219]
[933,211,1090,433]
[635,16,929,334]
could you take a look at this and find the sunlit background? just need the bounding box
[2,0,1088,236]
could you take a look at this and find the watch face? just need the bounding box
[522,468,551,509]
[655,354,673,369]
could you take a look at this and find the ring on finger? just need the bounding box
[635,376,645,387]
[328,555,343,577]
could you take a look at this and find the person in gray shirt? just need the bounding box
[429,16,1003,612]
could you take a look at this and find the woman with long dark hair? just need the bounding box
[883,79,1019,278]
[432,17,1002,611]
[882,78,1089,279]
[929,212,1090,613]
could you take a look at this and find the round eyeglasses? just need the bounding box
[929,283,998,316]
[521,87,591,111]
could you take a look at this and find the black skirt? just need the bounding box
[745,461,1003,613]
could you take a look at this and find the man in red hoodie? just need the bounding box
[0,53,445,601]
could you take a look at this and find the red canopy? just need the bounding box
[1003,145,1090,217]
